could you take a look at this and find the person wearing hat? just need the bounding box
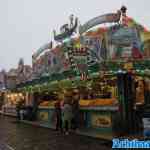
[72,89,80,131]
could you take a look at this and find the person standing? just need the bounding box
[72,89,80,131]
[62,97,72,135]
[16,100,23,121]
[16,103,20,121]
[54,101,62,132]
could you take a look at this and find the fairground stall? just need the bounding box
[1,59,32,117]
[2,91,25,116]
[17,6,150,138]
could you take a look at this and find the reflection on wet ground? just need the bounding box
[0,115,111,150]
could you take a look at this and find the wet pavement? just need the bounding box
[0,115,111,150]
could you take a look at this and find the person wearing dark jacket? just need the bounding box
[16,101,21,121]
[72,89,80,131]
[54,101,62,132]
[16,99,24,121]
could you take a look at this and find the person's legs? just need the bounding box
[66,120,69,131]
[68,120,72,131]
[73,114,79,130]
[17,110,20,121]
[60,118,63,132]
[65,120,69,134]
[20,110,24,120]
[56,117,63,132]
[55,117,59,130]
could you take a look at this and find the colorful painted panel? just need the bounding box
[81,33,108,64]
[91,113,112,128]
[32,15,150,78]
[72,45,88,72]
[33,45,71,77]
[38,111,49,122]
[108,26,143,59]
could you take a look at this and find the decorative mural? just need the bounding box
[32,7,150,78]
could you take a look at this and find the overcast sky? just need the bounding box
[0,0,149,71]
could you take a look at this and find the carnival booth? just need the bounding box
[37,90,59,128]
[17,6,150,138]
[2,92,24,116]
